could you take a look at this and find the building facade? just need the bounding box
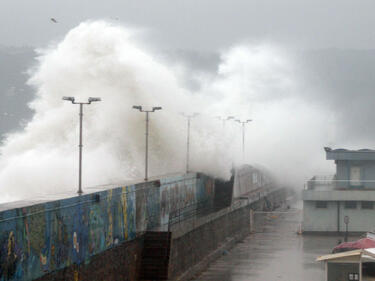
[303,147,375,233]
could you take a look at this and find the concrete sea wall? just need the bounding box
[0,166,280,280]
[37,237,143,281]
[0,173,214,281]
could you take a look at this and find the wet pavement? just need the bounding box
[193,201,358,281]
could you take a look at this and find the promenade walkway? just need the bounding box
[193,201,357,281]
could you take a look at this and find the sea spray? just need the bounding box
[0,21,335,202]
[198,45,335,187]
[0,21,233,201]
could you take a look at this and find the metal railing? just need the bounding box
[305,179,375,191]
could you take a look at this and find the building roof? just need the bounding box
[316,249,363,262]
[316,248,375,262]
[325,147,375,161]
[333,238,375,253]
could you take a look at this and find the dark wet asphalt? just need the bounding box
[193,201,357,281]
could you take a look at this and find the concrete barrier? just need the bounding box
[0,168,282,280]
[0,173,214,281]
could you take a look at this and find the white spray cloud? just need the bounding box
[196,45,336,187]
[0,21,336,202]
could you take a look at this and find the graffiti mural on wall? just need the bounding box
[159,174,213,225]
[160,176,190,225]
[196,174,214,203]
[121,185,136,241]
[136,182,160,233]
[0,173,217,281]
[0,231,20,280]
[0,184,138,281]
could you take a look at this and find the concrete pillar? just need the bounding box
[325,262,328,281]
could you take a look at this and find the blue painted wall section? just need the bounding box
[135,182,160,232]
[0,173,215,281]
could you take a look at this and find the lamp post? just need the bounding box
[216,116,235,128]
[181,113,199,174]
[133,105,162,181]
[344,215,350,242]
[62,96,101,194]
[235,119,252,161]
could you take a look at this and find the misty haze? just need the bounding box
[1,1,375,281]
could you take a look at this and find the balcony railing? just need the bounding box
[305,177,375,191]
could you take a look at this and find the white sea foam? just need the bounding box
[0,21,335,202]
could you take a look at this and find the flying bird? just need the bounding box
[50,18,58,23]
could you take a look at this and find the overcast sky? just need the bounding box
[2,0,375,50]
[2,0,375,190]
[2,0,375,147]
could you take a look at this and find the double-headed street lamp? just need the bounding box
[62,96,101,194]
[133,105,162,181]
[235,119,252,161]
[216,116,235,128]
[181,113,199,174]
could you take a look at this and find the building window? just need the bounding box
[345,201,357,209]
[315,201,327,208]
[361,201,374,209]
[350,166,361,186]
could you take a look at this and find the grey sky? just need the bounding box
[1,0,375,187]
[2,0,375,148]
[1,0,375,50]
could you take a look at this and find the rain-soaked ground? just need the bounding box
[193,201,359,281]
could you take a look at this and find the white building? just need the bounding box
[303,147,375,233]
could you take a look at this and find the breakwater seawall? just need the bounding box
[0,166,287,281]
